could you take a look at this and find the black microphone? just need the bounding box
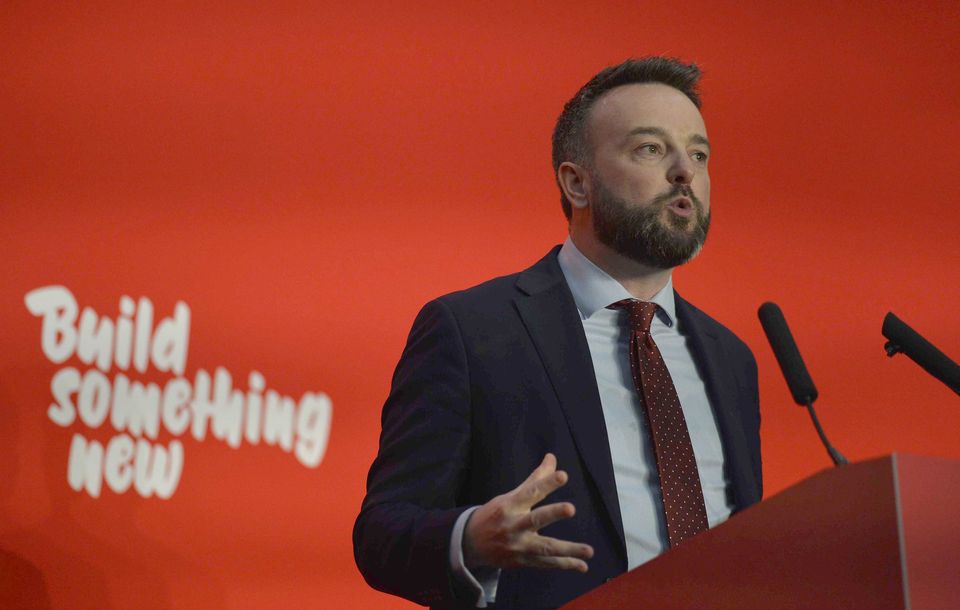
[758,302,847,466]
[757,302,818,405]
[882,312,960,396]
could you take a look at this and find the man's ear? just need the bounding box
[557,161,591,211]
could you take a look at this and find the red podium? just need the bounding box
[563,454,960,609]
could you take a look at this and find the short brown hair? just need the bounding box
[552,57,702,219]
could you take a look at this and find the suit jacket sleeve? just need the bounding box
[353,297,478,608]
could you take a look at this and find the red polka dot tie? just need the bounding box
[609,299,709,547]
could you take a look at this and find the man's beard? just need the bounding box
[591,178,711,270]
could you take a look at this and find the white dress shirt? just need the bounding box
[557,237,733,568]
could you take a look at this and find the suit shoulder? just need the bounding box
[433,271,522,310]
[426,247,563,315]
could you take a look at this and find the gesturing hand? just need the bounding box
[463,453,594,572]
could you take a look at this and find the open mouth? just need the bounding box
[667,197,694,218]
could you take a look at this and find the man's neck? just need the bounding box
[569,231,673,302]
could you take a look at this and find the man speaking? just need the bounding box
[354,57,762,609]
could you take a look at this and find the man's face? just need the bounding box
[584,83,712,269]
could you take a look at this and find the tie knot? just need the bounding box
[608,299,658,333]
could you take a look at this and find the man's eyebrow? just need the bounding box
[689,133,712,151]
[625,126,668,141]
[624,126,712,151]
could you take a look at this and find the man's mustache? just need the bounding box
[652,184,703,209]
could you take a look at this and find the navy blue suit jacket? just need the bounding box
[354,247,762,609]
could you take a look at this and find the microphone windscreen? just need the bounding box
[758,302,819,405]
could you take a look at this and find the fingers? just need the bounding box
[516,534,594,572]
[525,555,590,573]
[520,453,556,486]
[532,535,595,562]
[522,501,576,532]
[515,453,568,509]
[466,455,594,574]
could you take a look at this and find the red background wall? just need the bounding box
[2,2,959,608]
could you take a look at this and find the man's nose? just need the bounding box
[667,155,695,184]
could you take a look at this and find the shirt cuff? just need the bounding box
[449,506,501,607]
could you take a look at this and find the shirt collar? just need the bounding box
[557,237,676,326]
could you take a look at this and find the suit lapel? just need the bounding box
[675,294,762,510]
[513,249,626,561]
[508,251,758,562]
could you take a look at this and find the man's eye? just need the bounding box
[692,151,709,162]
[639,144,661,154]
